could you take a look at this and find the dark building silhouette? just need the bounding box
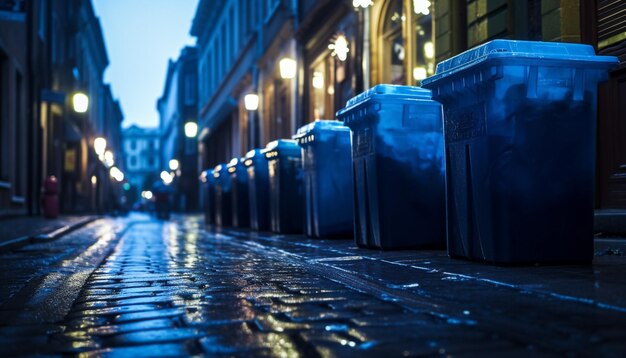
[157,46,200,212]
[0,0,124,217]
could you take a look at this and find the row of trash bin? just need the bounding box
[200,40,618,265]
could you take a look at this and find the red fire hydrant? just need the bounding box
[42,176,59,219]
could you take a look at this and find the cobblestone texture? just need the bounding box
[1,214,625,356]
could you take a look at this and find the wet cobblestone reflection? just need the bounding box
[1,215,621,356]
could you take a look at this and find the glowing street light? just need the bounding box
[244,93,259,111]
[94,137,107,156]
[184,122,198,138]
[413,67,427,81]
[312,72,324,89]
[143,191,153,200]
[109,166,124,182]
[279,57,297,79]
[413,0,431,15]
[160,170,173,185]
[104,150,114,167]
[353,0,373,8]
[329,34,350,61]
[169,159,179,171]
[72,92,89,113]
[91,175,97,185]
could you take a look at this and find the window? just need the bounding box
[184,74,196,105]
[309,54,335,122]
[130,156,137,167]
[382,0,405,84]
[130,140,136,150]
[411,0,435,84]
[147,156,155,167]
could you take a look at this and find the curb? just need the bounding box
[595,210,626,236]
[0,216,100,253]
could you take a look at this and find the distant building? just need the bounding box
[157,46,199,212]
[123,125,160,202]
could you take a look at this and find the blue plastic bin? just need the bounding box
[421,40,618,264]
[265,140,304,234]
[200,169,215,225]
[227,158,250,228]
[294,120,353,238]
[337,84,446,249]
[213,163,232,227]
[244,149,271,231]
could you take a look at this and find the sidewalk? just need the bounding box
[0,215,98,251]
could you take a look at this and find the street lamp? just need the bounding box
[94,137,107,157]
[184,122,198,138]
[160,170,173,185]
[413,0,431,15]
[279,58,296,79]
[169,159,179,171]
[109,166,124,182]
[329,34,350,61]
[72,92,89,113]
[244,94,259,111]
[353,0,373,8]
[104,150,114,167]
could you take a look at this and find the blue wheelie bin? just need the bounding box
[337,84,446,250]
[265,140,304,234]
[213,163,232,227]
[244,149,271,231]
[294,120,353,238]
[200,169,216,225]
[228,158,250,228]
[421,39,618,264]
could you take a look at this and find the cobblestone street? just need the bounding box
[1,214,625,356]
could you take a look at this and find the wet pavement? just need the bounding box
[0,214,625,356]
[0,215,97,250]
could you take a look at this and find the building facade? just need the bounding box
[157,46,199,212]
[0,0,124,216]
[123,125,160,203]
[191,0,626,210]
[0,1,29,216]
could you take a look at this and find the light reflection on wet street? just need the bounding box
[1,214,625,356]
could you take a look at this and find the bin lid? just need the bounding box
[200,169,215,184]
[422,39,619,87]
[244,149,265,167]
[293,120,348,145]
[337,84,433,119]
[295,120,343,135]
[227,157,246,173]
[264,139,300,159]
[213,163,228,178]
[346,84,432,107]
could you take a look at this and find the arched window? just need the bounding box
[381,0,405,84]
[411,0,435,84]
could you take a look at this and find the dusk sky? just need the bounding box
[93,0,198,128]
